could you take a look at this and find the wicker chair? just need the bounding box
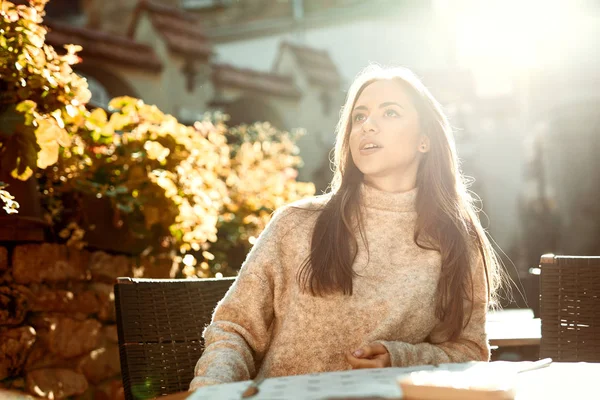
[539,255,600,362]
[114,277,236,400]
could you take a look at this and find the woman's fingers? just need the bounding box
[345,343,391,369]
[352,343,388,358]
[345,352,388,369]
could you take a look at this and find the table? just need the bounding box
[486,309,541,347]
[486,317,541,347]
[165,362,599,399]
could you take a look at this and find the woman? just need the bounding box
[190,65,504,389]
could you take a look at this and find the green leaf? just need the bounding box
[15,100,36,114]
[16,125,40,175]
[108,96,139,112]
[0,138,19,174]
[87,108,107,127]
[0,122,39,180]
[0,105,26,138]
[11,165,33,181]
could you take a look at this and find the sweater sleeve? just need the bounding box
[376,247,490,367]
[189,208,284,390]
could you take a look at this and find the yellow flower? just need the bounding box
[36,118,71,169]
[144,141,170,163]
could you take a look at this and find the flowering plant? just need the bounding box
[0,0,90,184]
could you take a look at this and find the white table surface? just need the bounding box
[486,309,541,347]
[185,361,599,400]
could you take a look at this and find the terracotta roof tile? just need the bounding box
[279,41,341,88]
[45,21,163,72]
[129,0,212,60]
[212,64,302,99]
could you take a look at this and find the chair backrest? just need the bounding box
[539,255,600,362]
[114,277,236,400]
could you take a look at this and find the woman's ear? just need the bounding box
[419,136,431,153]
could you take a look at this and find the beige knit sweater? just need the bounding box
[190,184,489,390]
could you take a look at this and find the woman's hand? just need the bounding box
[345,343,391,369]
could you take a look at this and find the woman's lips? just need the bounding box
[359,146,382,156]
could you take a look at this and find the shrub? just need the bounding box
[0,0,90,182]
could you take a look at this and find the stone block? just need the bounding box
[89,252,131,283]
[12,244,90,285]
[29,315,101,359]
[0,285,29,326]
[78,344,120,385]
[26,368,87,399]
[0,326,36,380]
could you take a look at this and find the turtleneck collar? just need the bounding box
[359,182,418,212]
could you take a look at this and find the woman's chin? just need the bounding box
[356,163,382,177]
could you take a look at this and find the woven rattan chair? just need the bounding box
[539,255,600,362]
[114,277,236,400]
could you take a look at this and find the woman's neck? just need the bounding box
[359,182,417,212]
[363,176,416,193]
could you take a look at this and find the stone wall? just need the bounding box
[0,243,135,399]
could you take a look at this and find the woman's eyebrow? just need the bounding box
[379,101,404,109]
[353,102,404,112]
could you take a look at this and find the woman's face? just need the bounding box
[349,79,429,192]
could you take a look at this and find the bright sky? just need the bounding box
[215,0,598,97]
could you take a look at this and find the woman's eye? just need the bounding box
[384,109,399,117]
[353,114,366,123]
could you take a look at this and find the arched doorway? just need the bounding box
[74,64,140,109]
[221,96,285,130]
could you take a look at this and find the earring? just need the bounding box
[421,145,426,150]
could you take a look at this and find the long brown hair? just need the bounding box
[296,65,503,340]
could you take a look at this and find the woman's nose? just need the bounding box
[362,117,379,134]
